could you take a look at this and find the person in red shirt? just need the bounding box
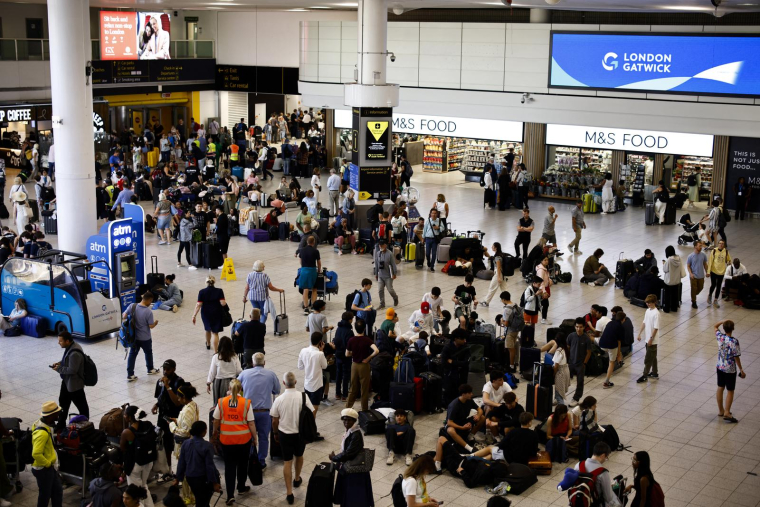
[344,320,379,412]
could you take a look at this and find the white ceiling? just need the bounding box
[19,0,760,14]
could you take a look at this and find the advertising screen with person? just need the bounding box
[100,11,171,61]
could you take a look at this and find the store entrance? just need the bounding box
[544,145,612,200]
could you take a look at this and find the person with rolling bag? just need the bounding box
[274,291,289,336]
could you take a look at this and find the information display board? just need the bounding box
[725,137,760,214]
[100,11,171,61]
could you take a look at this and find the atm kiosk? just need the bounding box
[85,219,143,308]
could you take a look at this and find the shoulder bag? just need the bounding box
[343,448,375,474]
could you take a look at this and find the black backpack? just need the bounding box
[391,474,406,507]
[73,349,99,387]
[346,289,361,312]
[687,174,697,186]
[299,393,318,444]
[132,421,158,466]
[19,427,51,466]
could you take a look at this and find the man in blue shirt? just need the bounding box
[350,278,376,330]
[111,182,135,214]
[238,352,281,467]
[108,151,124,173]
[687,241,709,309]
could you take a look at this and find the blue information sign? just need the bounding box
[549,32,760,97]
[349,163,360,194]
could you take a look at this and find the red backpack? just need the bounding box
[649,481,665,507]
[567,461,606,507]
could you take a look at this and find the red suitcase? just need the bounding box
[413,377,424,414]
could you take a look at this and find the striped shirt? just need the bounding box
[246,272,271,302]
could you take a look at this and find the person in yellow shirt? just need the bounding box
[707,240,731,309]
[32,402,63,507]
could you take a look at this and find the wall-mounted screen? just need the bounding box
[100,11,171,61]
[549,32,760,97]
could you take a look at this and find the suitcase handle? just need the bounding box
[151,255,158,274]
[241,301,247,320]
[619,252,624,261]
[279,290,286,315]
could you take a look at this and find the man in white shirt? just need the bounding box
[271,372,315,504]
[326,169,342,217]
[593,307,612,338]
[297,332,328,416]
[422,287,446,333]
[407,302,434,338]
[208,119,220,140]
[636,294,660,384]
[723,258,747,300]
[481,370,512,442]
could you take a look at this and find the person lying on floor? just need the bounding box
[431,436,509,489]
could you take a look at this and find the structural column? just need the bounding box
[47,0,97,252]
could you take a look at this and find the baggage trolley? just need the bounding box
[0,418,23,494]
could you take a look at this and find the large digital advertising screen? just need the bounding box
[100,11,171,61]
[549,32,760,97]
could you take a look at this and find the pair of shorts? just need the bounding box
[278,431,306,461]
[298,267,318,290]
[602,347,618,362]
[523,312,539,325]
[157,216,171,230]
[218,236,230,255]
[305,386,324,406]
[505,330,519,349]
[717,368,737,391]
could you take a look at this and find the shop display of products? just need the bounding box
[423,137,447,172]
[672,155,713,195]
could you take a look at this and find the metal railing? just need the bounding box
[0,38,214,61]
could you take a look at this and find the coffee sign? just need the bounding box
[0,108,33,123]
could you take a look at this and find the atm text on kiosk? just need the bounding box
[86,219,139,309]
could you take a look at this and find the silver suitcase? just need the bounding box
[274,291,289,335]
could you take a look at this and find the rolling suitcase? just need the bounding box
[418,372,443,413]
[520,326,536,348]
[147,255,165,288]
[274,291,289,335]
[645,203,656,225]
[519,347,541,378]
[413,377,424,414]
[404,242,416,262]
[358,409,386,435]
[526,362,552,420]
[190,241,204,268]
[202,241,223,269]
[615,256,634,289]
[415,241,425,268]
[316,218,328,244]
[232,166,244,181]
[20,315,46,338]
[528,451,552,476]
[436,237,453,263]
[389,382,416,412]
[44,215,58,235]
[305,462,335,507]
[278,222,290,241]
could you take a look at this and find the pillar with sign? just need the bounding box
[343,0,399,205]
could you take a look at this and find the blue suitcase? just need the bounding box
[389,382,415,412]
[21,316,47,338]
[247,229,270,243]
[232,166,244,181]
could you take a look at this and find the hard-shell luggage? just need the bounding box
[520,325,536,348]
[519,347,540,378]
[20,315,46,338]
[202,241,223,269]
[413,377,424,414]
[436,237,453,264]
[44,215,57,235]
[316,218,328,244]
[274,292,289,336]
[526,362,552,420]
[247,228,270,243]
[147,148,159,168]
[389,382,416,412]
[418,371,443,413]
[147,255,165,289]
[358,409,386,435]
[232,166,244,181]
[615,255,635,289]
[645,203,656,225]
[278,222,290,241]
[404,242,416,262]
[415,241,425,268]
[190,241,204,268]
[528,451,552,475]
[305,462,335,507]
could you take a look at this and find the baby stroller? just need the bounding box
[677,214,699,245]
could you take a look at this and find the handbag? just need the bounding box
[247,445,263,486]
[343,448,375,474]
[221,304,233,327]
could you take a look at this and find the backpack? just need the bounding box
[132,421,158,466]
[72,349,99,387]
[507,304,526,332]
[118,303,138,352]
[404,162,414,177]
[649,482,665,507]
[567,462,606,507]
[378,223,387,239]
[36,242,52,258]
[393,356,415,383]
[299,393,318,444]
[687,174,697,186]
[19,427,50,466]
[391,475,406,507]
[346,289,362,312]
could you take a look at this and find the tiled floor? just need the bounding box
[1,169,759,507]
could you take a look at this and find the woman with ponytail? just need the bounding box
[212,379,257,505]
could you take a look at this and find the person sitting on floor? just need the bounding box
[635,249,657,274]
[583,249,614,286]
[481,370,513,442]
[443,384,485,454]
[385,409,416,466]
[498,411,539,465]
[636,266,665,301]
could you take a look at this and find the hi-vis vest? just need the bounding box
[230,144,240,161]
[217,395,251,445]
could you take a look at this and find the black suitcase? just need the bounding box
[526,363,552,421]
[190,242,204,267]
[147,255,165,288]
[430,336,448,357]
[389,382,416,412]
[520,326,535,348]
[270,427,282,459]
[645,203,656,225]
[202,241,223,269]
[546,327,561,343]
[316,218,328,244]
[305,462,335,507]
[429,356,444,376]
[418,372,443,413]
[519,347,540,378]
[44,215,57,235]
[615,256,635,289]
[278,222,290,241]
[415,240,425,268]
[358,409,386,435]
[664,201,677,225]
[468,332,492,358]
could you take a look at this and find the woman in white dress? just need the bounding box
[311,167,321,208]
[600,172,615,214]
[11,191,29,235]
[541,333,571,405]
[433,194,449,229]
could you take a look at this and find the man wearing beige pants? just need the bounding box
[687,241,709,309]
[344,319,379,412]
[568,200,586,255]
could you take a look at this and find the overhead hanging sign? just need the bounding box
[334,110,523,142]
[549,32,760,97]
[545,124,714,157]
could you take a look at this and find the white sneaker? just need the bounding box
[541,319,552,325]
[405,454,413,466]
[575,250,583,255]
[386,451,395,465]
[177,263,184,268]
[321,398,334,407]
[569,399,579,407]
[158,241,167,245]
[0,497,11,507]
[474,433,486,443]
[480,301,489,307]
[188,266,198,271]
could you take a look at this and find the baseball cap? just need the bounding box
[386,308,396,319]
[162,359,177,369]
[420,302,430,314]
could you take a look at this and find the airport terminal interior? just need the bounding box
[1,1,760,507]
